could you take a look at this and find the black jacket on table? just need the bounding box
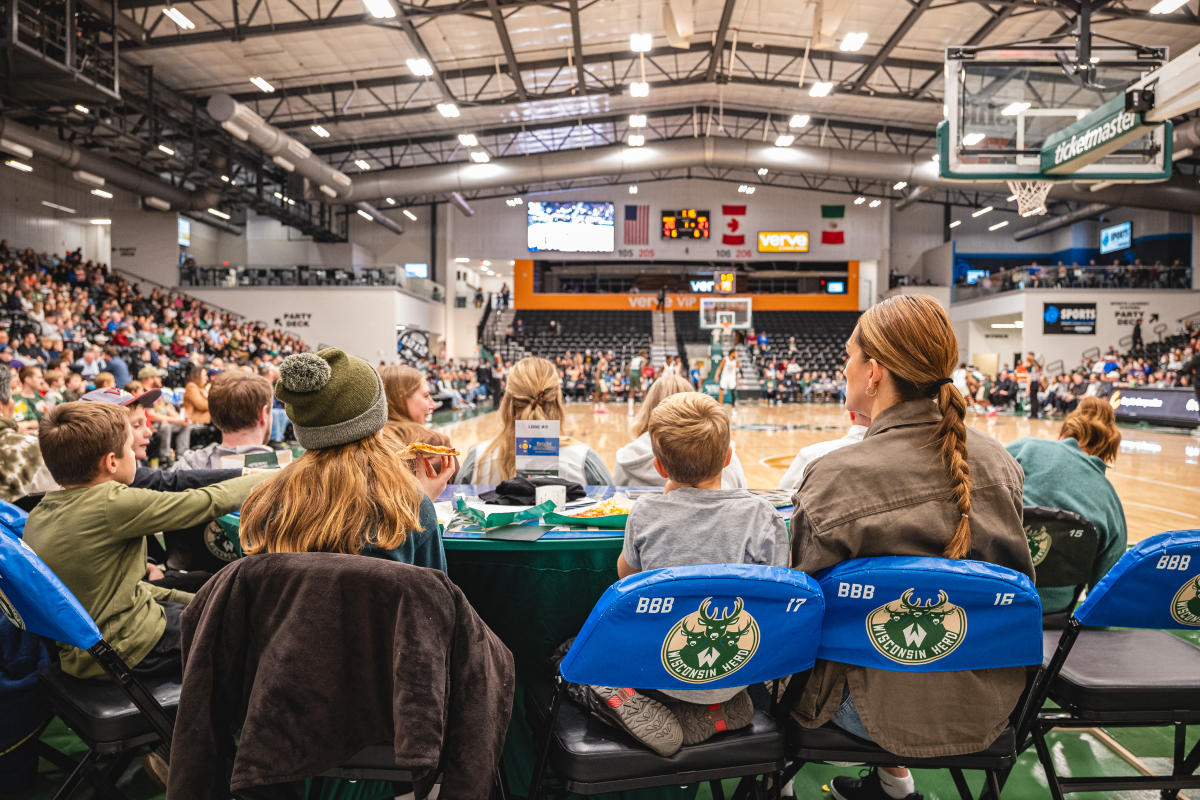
[168,552,515,800]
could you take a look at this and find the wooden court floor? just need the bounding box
[440,400,1200,544]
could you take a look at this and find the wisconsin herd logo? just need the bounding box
[1025,525,1053,566]
[0,586,25,630]
[867,589,967,665]
[1171,575,1200,627]
[661,597,760,684]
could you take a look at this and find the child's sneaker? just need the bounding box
[671,689,755,746]
[587,686,683,757]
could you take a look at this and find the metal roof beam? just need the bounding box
[704,0,738,83]
[485,0,527,100]
[567,0,587,92]
[850,0,935,92]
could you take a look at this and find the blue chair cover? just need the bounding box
[815,557,1042,673]
[1074,529,1200,630]
[0,500,27,539]
[559,564,824,690]
[0,533,102,651]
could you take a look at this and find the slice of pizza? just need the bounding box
[406,442,462,457]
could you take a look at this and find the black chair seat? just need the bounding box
[527,679,783,788]
[319,745,417,782]
[41,668,180,747]
[1043,628,1200,719]
[788,721,1017,770]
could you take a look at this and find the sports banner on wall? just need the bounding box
[1043,302,1096,334]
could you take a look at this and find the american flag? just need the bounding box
[624,204,650,245]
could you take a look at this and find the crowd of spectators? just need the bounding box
[957,258,1192,292]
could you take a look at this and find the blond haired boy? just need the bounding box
[588,392,788,756]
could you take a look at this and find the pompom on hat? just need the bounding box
[275,348,387,449]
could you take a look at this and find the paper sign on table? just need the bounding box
[515,419,560,477]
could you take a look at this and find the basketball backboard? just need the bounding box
[699,296,752,330]
[938,44,1171,184]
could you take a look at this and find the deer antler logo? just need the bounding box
[866,588,967,665]
[661,597,760,684]
[1170,574,1200,627]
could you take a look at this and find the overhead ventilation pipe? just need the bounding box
[0,117,218,210]
[1012,203,1114,241]
[206,94,404,235]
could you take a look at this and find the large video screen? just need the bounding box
[527,201,614,253]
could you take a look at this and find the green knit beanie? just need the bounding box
[275,348,386,450]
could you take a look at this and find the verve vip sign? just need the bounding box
[757,231,810,253]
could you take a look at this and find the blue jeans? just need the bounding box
[270,408,290,443]
[832,685,874,742]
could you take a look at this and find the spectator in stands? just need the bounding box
[614,375,746,489]
[93,372,116,389]
[11,365,47,425]
[499,282,510,309]
[777,410,870,493]
[170,371,274,471]
[381,365,439,433]
[1006,396,1126,612]
[0,367,55,501]
[239,349,451,571]
[988,369,1018,409]
[74,347,101,379]
[183,366,211,425]
[61,372,83,404]
[789,294,1031,800]
[24,402,269,679]
[103,346,132,389]
[16,332,48,364]
[458,357,612,485]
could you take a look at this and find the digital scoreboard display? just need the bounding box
[662,209,710,239]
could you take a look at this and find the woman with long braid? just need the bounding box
[787,295,1033,800]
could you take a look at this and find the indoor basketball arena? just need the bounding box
[2,1,1200,798]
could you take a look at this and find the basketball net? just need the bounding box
[1007,179,1052,218]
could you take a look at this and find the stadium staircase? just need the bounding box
[650,311,679,369]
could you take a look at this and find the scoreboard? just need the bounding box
[661,209,710,239]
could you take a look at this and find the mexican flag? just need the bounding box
[821,204,845,245]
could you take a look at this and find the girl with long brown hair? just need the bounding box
[240,349,454,571]
[457,357,612,485]
[1006,395,1126,615]
[789,294,1032,800]
[613,374,747,488]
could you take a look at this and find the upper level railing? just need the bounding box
[952,263,1193,302]
[179,264,443,303]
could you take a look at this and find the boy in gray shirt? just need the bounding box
[586,392,789,757]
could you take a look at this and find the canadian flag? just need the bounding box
[722,204,746,246]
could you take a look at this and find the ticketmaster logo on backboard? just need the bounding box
[1051,112,1137,167]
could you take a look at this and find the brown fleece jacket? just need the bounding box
[168,552,514,799]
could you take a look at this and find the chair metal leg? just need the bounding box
[528,677,565,800]
[50,748,98,800]
[985,770,1004,800]
[1167,727,1200,800]
[1032,725,1068,800]
[949,767,975,800]
[709,778,727,800]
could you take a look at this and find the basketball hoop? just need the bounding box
[719,319,733,335]
[1008,179,1052,218]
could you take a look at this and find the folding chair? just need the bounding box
[1021,506,1099,627]
[528,563,825,800]
[782,556,1043,800]
[1025,529,1200,799]
[0,530,178,800]
[1,498,27,537]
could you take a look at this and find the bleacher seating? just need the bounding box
[677,311,859,375]
[506,310,653,366]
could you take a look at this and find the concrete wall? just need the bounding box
[0,161,113,263]
[888,202,944,275]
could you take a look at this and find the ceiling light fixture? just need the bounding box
[629,113,647,128]
[4,159,32,172]
[90,188,113,199]
[931,153,940,162]
[630,32,652,52]
[162,7,195,29]
[249,76,275,93]
[627,134,645,147]
[757,168,768,176]
[1150,0,1189,13]
[361,0,396,19]
[470,150,491,162]
[839,32,868,52]
[1006,194,1017,202]
[89,218,111,225]
[455,257,470,263]
[458,133,478,147]
[962,132,986,146]
[774,134,795,147]
[207,208,231,220]
[629,81,649,98]
[220,174,230,182]
[157,144,175,156]
[73,104,90,114]
[41,201,76,214]
[1000,101,1031,116]
[72,170,104,187]
[354,159,371,170]
[988,220,1009,231]
[972,205,994,217]
[286,198,296,206]
[273,191,283,199]
[868,199,881,208]
[789,114,810,128]
[406,58,433,76]
[436,102,460,118]
[628,185,638,194]
[385,197,396,205]
[949,220,961,229]
[356,209,374,221]
[310,124,331,138]
[893,181,908,190]
[402,209,418,221]
[853,196,866,205]
[808,81,833,98]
